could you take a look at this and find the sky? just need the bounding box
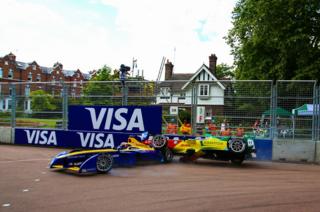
[0,0,237,80]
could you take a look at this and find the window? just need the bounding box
[4,61,8,65]
[178,92,186,99]
[0,67,2,78]
[71,89,76,97]
[199,84,209,96]
[9,88,12,96]
[28,72,32,81]
[73,79,77,87]
[33,65,36,70]
[160,87,170,96]
[36,74,41,82]
[52,76,56,85]
[24,99,31,112]
[8,69,13,79]
[25,85,30,96]
[6,99,12,110]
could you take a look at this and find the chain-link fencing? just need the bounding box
[0,80,319,141]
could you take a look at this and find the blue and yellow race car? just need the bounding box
[49,133,173,174]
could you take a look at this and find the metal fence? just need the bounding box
[0,80,319,141]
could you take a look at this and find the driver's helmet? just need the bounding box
[117,142,129,150]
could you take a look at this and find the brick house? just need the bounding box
[0,53,89,112]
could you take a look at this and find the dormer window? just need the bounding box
[160,87,170,96]
[199,84,210,96]
[8,69,13,79]
[36,73,41,82]
[4,61,8,66]
[33,65,36,70]
[160,87,170,99]
[28,72,32,81]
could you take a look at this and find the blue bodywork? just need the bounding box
[49,148,165,174]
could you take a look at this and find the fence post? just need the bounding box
[270,81,277,139]
[191,82,197,135]
[62,83,68,130]
[121,81,128,106]
[318,85,320,141]
[10,84,16,128]
[313,81,320,141]
[312,82,317,141]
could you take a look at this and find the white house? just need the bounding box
[156,54,225,119]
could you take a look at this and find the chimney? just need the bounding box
[165,60,174,80]
[6,52,16,61]
[209,54,217,75]
[53,62,63,70]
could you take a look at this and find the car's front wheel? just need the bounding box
[96,153,113,173]
[162,148,173,163]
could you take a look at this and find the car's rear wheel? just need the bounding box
[152,135,167,149]
[96,153,113,173]
[229,139,246,153]
[162,148,173,163]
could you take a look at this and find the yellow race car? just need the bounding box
[152,135,256,165]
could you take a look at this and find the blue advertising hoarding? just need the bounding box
[15,128,133,149]
[68,105,162,134]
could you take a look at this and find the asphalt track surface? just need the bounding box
[1,145,320,212]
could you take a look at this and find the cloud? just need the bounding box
[0,0,236,80]
[99,0,236,78]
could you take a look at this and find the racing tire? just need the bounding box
[231,156,244,165]
[152,135,167,149]
[162,148,173,163]
[96,153,113,173]
[229,138,246,153]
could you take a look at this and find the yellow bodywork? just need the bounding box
[173,137,228,156]
[56,137,153,159]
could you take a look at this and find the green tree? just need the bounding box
[226,0,320,80]
[215,63,235,79]
[82,66,120,105]
[31,90,56,112]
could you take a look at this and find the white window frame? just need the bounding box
[199,84,210,96]
[8,69,13,79]
[28,72,32,81]
[36,73,41,82]
[160,87,170,97]
[25,85,30,96]
[71,89,76,97]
